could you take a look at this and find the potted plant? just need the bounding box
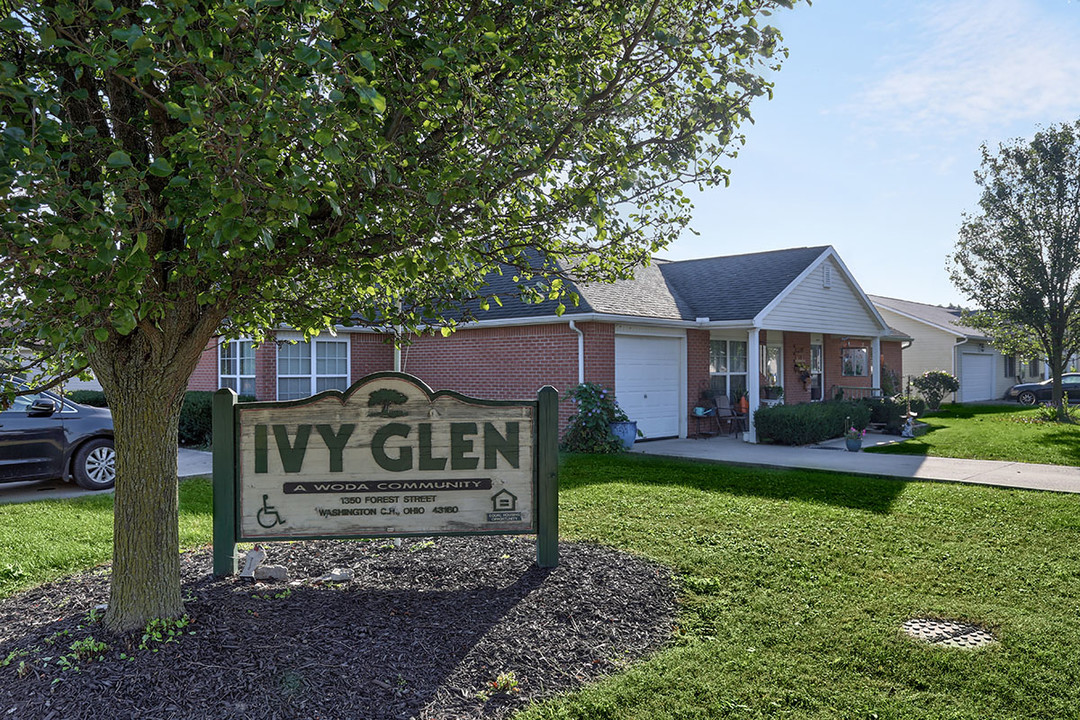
[844,425,866,452]
[733,388,749,415]
[562,382,640,453]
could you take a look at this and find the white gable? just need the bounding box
[759,256,883,335]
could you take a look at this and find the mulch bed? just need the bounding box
[0,537,675,720]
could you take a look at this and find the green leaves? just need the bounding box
[106,151,132,168]
[3,0,800,376]
[148,158,173,177]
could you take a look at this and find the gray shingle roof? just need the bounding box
[656,246,830,321]
[451,246,834,324]
[868,295,988,341]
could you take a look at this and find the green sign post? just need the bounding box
[212,372,559,575]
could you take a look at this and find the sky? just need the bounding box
[663,0,1080,307]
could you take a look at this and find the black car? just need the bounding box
[0,381,115,490]
[1007,373,1080,405]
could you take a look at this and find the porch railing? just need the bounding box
[828,385,883,401]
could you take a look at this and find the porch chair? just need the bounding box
[713,395,739,436]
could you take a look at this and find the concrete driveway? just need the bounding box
[0,448,213,505]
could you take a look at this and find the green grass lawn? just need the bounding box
[0,478,213,599]
[865,403,1080,465]
[517,453,1080,720]
[1,462,1078,719]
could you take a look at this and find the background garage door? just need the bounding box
[615,335,682,439]
[960,353,995,402]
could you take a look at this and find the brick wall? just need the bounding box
[687,329,711,409]
[186,322,697,433]
[351,332,395,379]
[401,322,596,428]
[254,338,277,401]
[824,334,872,399]
[189,339,218,391]
[581,322,615,391]
[782,332,813,405]
[882,341,904,390]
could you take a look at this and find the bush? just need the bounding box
[178,392,215,447]
[66,390,108,407]
[857,396,928,434]
[911,370,960,411]
[560,383,630,454]
[179,391,256,447]
[754,400,871,446]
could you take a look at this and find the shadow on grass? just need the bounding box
[561,452,907,515]
[1033,427,1080,465]
[866,440,931,457]
[930,403,1026,419]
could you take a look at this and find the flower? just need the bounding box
[844,426,866,440]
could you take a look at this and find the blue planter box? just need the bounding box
[610,421,638,451]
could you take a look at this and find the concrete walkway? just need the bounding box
[633,434,1080,495]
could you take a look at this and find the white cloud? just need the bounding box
[852,0,1080,135]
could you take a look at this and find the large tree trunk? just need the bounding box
[101,368,188,633]
[85,311,221,633]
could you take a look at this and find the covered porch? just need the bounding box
[698,327,904,443]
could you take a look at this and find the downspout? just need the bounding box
[568,320,584,384]
[952,337,969,403]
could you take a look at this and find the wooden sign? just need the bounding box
[212,373,559,574]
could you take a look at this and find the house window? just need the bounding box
[709,339,747,400]
[219,340,256,397]
[1029,357,1040,377]
[277,338,349,401]
[1004,355,1016,378]
[810,343,823,401]
[841,347,868,377]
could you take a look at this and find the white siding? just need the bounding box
[994,352,1044,400]
[875,308,957,380]
[760,257,882,335]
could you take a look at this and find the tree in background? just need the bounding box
[951,121,1080,416]
[0,0,799,631]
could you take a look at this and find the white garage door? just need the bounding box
[960,353,995,402]
[615,335,682,439]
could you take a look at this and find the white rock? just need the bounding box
[316,568,353,583]
[254,564,289,581]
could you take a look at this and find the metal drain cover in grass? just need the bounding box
[902,618,996,648]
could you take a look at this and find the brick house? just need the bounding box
[190,246,907,442]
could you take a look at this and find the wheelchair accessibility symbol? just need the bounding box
[256,494,286,529]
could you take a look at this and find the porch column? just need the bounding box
[746,328,760,443]
[871,336,881,397]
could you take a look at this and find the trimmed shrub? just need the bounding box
[179,391,256,447]
[755,400,871,446]
[66,390,108,407]
[911,370,960,411]
[178,392,215,447]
